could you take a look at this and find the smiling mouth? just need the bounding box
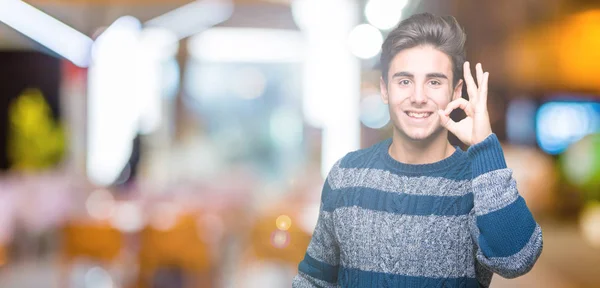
[405,111,433,119]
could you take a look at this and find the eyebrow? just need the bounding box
[391,71,448,79]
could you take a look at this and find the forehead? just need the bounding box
[388,45,453,78]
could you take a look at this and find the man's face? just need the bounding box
[380,45,463,142]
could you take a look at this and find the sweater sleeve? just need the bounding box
[467,134,543,279]
[292,175,340,287]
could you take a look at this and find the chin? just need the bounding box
[397,125,444,143]
[405,131,435,141]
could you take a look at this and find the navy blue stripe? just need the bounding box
[298,253,338,283]
[467,133,508,178]
[338,267,481,288]
[477,196,537,257]
[323,187,473,216]
[338,140,472,181]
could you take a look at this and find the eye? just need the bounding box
[429,80,441,86]
[399,79,411,86]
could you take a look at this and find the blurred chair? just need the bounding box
[0,244,6,268]
[60,220,124,287]
[248,212,311,263]
[136,213,214,288]
[234,209,312,287]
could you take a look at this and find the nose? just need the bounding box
[410,84,428,105]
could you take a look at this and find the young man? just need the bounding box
[293,13,543,288]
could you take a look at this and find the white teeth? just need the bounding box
[407,112,431,118]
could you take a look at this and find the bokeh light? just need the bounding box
[348,24,383,59]
[149,202,179,231]
[275,215,292,231]
[85,189,115,221]
[110,201,143,233]
[580,202,600,249]
[270,230,290,249]
[365,0,408,30]
[84,266,114,288]
[536,101,600,154]
[561,133,600,193]
[360,94,390,129]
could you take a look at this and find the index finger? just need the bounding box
[463,62,478,102]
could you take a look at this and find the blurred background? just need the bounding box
[0,0,599,287]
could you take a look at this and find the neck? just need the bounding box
[389,129,455,165]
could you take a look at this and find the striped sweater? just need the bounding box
[293,134,543,287]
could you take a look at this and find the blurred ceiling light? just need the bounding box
[188,28,304,63]
[93,16,142,49]
[348,24,383,59]
[145,0,233,40]
[87,16,142,186]
[292,0,361,178]
[88,16,176,186]
[291,0,355,34]
[138,27,179,61]
[0,0,93,67]
[360,94,390,129]
[365,0,408,30]
[162,58,181,100]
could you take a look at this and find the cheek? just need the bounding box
[387,86,410,104]
[426,88,452,108]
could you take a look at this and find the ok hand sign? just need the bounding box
[438,62,493,146]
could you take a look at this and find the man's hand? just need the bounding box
[438,62,493,146]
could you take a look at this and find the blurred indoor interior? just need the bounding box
[0,0,600,287]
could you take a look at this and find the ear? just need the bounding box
[380,77,389,104]
[452,79,464,100]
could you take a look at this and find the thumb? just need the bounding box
[438,109,456,132]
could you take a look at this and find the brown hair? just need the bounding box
[380,13,466,86]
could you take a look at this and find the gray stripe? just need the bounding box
[328,161,471,197]
[292,272,340,288]
[472,169,519,215]
[330,207,477,278]
[475,224,543,279]
[306,210,339,266]
[328,159,345,189]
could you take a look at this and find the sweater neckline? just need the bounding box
[379,138,466,174]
